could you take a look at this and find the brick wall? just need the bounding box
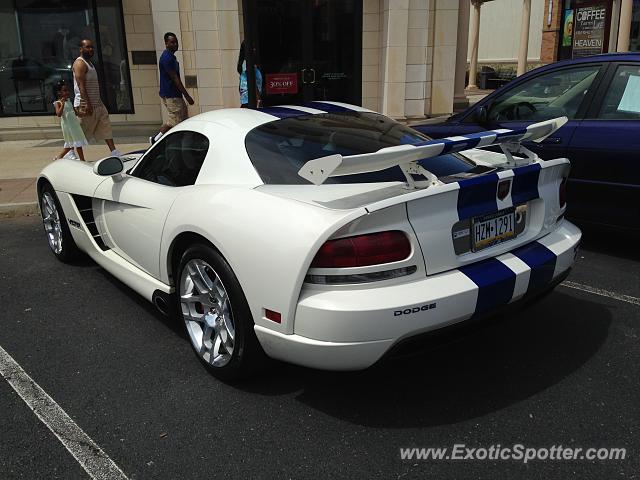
[540,0,562,63]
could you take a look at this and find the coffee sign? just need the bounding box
[572,5,607,58]
[265,73,298,95]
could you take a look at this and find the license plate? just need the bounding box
[472,208,516,251]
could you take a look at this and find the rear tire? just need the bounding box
[40,183,80,263]
[176,243,267,380]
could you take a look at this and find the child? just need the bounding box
[53,80,87,161]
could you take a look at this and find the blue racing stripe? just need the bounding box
[305,102,354,112]
[456,173,499,219]
[459,258,516,315]
[511,163,541,205]
[440,136,482,153]
[257,106,309,119]
[494,128,528,140]
[512,241,557,293]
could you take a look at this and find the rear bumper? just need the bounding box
[254,220,581,371]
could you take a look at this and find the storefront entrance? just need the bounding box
[252,0,362,107]
[558,0,614,60]
[0,0,132,117]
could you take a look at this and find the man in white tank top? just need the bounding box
[72,39,120,157]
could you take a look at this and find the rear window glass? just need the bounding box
[245,112,475,184]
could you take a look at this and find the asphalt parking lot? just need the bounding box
[0,215,638,480]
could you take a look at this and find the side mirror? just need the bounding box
[474,105,489,125]
[93,156,124,178]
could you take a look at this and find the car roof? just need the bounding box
[175,101,373,138]
[526,52,640,76]
[164,102,374,187]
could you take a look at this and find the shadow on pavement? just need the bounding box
[575,224,639,262]
[238,291,611,428]
[97,267,185,337]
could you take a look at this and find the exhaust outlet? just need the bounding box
[152,290,171,316]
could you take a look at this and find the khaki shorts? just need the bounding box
[80,104,113,141]
[162,97,188,127]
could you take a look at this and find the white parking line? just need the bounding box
[561,281,640,307]
[0,345,129,480]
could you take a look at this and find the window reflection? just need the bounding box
[631,2,640,52]
[0,0,131,116]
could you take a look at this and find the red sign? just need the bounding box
[265,73,298,95]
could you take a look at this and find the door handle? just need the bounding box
[301,68,307,84]
[542,136,562,145]
[309,68,316,84]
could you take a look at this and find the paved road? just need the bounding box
[0,216,638,479]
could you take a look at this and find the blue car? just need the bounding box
[413,53,640,231]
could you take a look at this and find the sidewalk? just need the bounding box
[0,137,148,218]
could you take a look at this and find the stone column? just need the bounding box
[617,0,634,52]
[467,0,481,89]
[380,1,409,119]
[454,0,470,109]
[431,1,459,115]
[517,0,532,76]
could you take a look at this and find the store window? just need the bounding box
[630,1,640,52]
[597,64,640,119]
[558,0,613,60]
[0,0,132,117]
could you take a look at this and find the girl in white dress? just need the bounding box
[53,80,88,161]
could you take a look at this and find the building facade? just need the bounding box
[542,0,640,62]
[0,0,638,140]
[0,0,466,140]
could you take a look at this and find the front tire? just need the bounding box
[176,243,267,380]
[40,183,80,262]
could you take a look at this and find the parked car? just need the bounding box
[38,102,580,380]
[412,53,640,231]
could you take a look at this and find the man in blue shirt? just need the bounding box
[150,32,194,144]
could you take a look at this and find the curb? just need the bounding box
[0,202,40,219]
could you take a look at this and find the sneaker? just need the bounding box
[110,149,122,157]
[63,150,77,160]
[149,136,155,145]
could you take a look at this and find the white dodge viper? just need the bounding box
[38,101,581,379]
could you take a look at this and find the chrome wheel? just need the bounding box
[179,259,235,367]
[41,191,63,254]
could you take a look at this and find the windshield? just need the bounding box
[245,112,476,184]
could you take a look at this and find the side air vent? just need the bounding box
[71,194,110,251]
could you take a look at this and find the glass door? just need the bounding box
[307,0,361,104]
[255,0,361,107]
[255,0,306,105]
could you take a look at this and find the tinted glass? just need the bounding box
[488,65,601,122]
[0,0,132,116]
[133,131,209,187]
[95,0,133,112]
[597,64,640,120]
[245,112,475,185]
[309,0,361,103]
[256,0,304,106]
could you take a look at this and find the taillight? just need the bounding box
[310,231,411,268]
[559,177,567,208]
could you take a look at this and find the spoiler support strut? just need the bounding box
[298,116,568,188]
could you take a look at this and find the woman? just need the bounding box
[237,41,263,108]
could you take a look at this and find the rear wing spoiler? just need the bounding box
[298,116,567,187]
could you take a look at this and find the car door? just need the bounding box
[93,130,210,277]
[566,62,640,229]
[471,63,607,161]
